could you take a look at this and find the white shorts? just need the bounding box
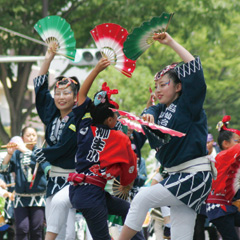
[45,185,76,240]
[125,184,197,240]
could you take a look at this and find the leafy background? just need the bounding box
[1,0,240,169]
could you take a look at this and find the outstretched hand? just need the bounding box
[153,32,174,46]
[45,42,58,61]
[38,42,58,76]
[94,57,111,73]
[77,57,110,106]
[153,32,194,63]
[142,114,155,124]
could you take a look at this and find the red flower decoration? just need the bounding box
[101,82,119,109]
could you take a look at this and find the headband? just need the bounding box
[55,77,78,89]
[154,63,178,81]
[216,115,240,136]
[94,82,119,109]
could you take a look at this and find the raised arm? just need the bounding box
[1,146,16,168]
[77,58,110,106]
[153,32,195,63]
[38,43,57,76]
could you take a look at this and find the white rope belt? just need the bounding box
[15,192,46,197]
[165,156,212,174]
[49,166,75,178]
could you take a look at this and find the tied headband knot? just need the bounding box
[154,63,178,81]
[94,82,119,109]
[216,115,240,136]
[56,77,78,89]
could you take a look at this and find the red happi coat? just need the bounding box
[89,126,137,186]
[207,143,240,205]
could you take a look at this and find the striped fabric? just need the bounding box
[161,171,212,212]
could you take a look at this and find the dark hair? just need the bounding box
[217,130,234,150]
[89,91,116,125]
[165,69,181,85]
[55,76,80,97]
[21,126,36,137]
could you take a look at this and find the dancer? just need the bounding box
[2,127,48,240]
[33,44,80,240]
[193,133,220,240]
[68,58,145,240]
[118,32,213,240]
[206,115,240,240]
[150,171,171,240]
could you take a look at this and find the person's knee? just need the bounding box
[51,196,71,209]
[16,222,29,235]
[130,190,150,212]
[30,226,43,238]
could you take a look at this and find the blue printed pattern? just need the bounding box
[14,193,46,208]
[161,171,212,212]
[34,148,46,164]
[175,57,202,79]
[33,74,47,88]
[206,203,238,221]
[47,176,69,197]
[158,103,177,127]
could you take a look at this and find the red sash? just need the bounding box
[68,173,107,190]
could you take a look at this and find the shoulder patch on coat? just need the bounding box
[69,124,76,132]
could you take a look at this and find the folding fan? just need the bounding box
[112,178,130,200]
[90,23,136,78]
[118,118,145,135]
[34,15,76,60]
[123,12,174,60]
[110,108,185,138]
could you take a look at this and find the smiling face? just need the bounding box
[154,74,182,107]
[54,85,77,117]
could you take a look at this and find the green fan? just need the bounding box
[123,12,174,60]
[34,15,76,60]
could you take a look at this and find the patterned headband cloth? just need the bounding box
[94,82,119,109]
[154,63,178,81]
[216,115,240,136]
[55,77,78,89]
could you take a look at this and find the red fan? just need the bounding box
[110,108,186,138]
[118,118,145,135]
[90,23,136,78]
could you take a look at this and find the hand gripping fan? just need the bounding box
[123,12,174,60]
[118,118,145,135]
[110,108,185,138]
[90,23,136,78]
[34,15,76,60]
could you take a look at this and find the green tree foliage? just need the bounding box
[0,0,240,145]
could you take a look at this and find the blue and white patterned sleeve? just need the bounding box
[175,57,206,117]
[33,74,58,126]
